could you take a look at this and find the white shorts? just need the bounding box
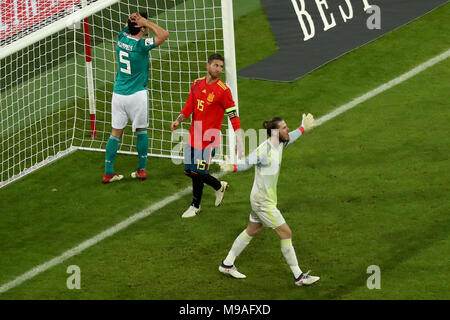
[111,90,149,132]
[249,201,286,229]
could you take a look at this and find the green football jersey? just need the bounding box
[113,26,157,95]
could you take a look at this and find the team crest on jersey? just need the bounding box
[145,38,154,46]
[202,89,207,94]
[207,92,215,103]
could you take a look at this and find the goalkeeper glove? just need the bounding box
[219,156,236,172]
[301,113,314,131]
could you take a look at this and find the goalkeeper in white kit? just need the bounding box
[219,113,320,286]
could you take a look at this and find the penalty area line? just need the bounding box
[1,48,449,295]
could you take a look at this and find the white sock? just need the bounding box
[280,238,302,279]
[223,230,253,266]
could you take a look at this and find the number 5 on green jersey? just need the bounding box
[119,50,131,74]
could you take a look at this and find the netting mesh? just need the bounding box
[1,0,232,188]
[0,1,88,47]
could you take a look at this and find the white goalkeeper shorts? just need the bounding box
[249,202,286,229]
[111,90,149,132]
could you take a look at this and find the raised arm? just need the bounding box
[284,113,314,147]
[143,20,169,46]
[134,13,169,46]
[220,143,270,173]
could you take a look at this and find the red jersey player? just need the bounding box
[171,53,244,218]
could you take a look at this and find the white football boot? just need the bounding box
[219,262,246,279]
[181,205,200,218]
[295,270,320,286]
[215,181,229,207]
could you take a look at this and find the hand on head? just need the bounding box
[129,13,146,27]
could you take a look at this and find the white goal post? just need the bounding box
[0,0,238,189]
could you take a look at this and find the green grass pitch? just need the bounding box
[0,2,449,300]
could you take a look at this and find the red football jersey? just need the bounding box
[181,77,235,149]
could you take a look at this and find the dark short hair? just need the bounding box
[208,53,224,64]
[127,12,148,35]
[262,117,284,136]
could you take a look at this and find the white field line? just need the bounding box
[0,184,198,294]
[1,48,449,295]
[315,48,450,126]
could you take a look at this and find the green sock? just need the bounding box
[105,136,120,175]
[136,130,149,170]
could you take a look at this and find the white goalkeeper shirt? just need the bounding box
[236,127,304,208]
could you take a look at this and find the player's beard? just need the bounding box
[279,132,290,143]
[208,69,220,80]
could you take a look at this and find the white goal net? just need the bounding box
[0,0,237,188]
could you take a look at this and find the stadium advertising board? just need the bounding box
[238,0,449,82]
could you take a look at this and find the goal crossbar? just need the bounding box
[0,0,119,60]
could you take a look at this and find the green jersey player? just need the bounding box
[103,12,169,183]
[219,113,320,286]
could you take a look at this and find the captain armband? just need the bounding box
[226,107,241,131]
